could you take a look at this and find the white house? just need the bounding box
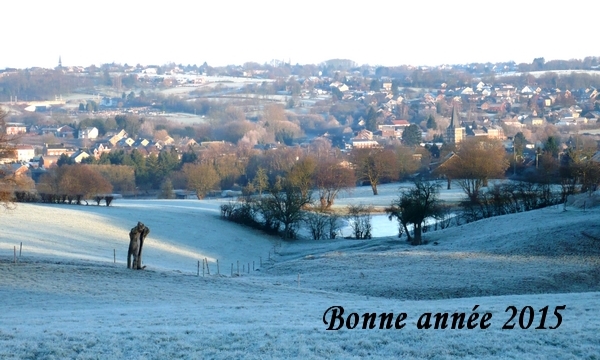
[16,145,35,162]
[78,127,99,139]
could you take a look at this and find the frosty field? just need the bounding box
[1,195,599,359]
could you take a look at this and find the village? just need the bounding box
[1,57,600,200]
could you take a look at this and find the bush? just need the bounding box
[346,204,372,239]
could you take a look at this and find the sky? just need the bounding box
[2,0,598,69]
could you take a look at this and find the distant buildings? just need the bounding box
[445,106,466,144]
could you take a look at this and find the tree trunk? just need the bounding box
[412,222,422,246]
[403,222,412,242]
[371,183,378,195]
[447,178,451,190]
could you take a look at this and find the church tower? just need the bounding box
[58,56,62,69]
[445,105,466,144]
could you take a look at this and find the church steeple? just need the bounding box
[58,56,62,69]
[449,105,459,128]
[445,104,465,144]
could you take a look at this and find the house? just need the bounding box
[176,137,198,148]
[391,119,410,127]
[523,117,544,126]
[5,123,27,135]
[40,155,60,168]
[71,150,90,163]
[15,145,35,162]
[355,129,373,140]
[480,102,506,113]
[133,138,151,148]
[108,129,128,146]
[350,139,380,148]
[483,126,505,139]
[0,163,29,177]
[39,126,60,135]
[117,137,136,147]
[378,125,403,139]
[78,127,99,139]
[43,143,77,157]
[91,143,112,159]
[56,125,75,138]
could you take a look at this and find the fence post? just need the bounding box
[203,259,205,277]
[114,249,116,264]
[217,259,220,275]
[253,261,255,271]
[197,260,200,276]
[231,263,233,277]
[206,258,210,275]
[237,261,240,276]
[298,273,300,288]
[19,242,22,257]
[14,246,16,264]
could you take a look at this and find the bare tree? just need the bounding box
[259,178,312,240]
[346,204,373,239]
[313,158,356,210]
[182,163,220,199]
[351,148,398,195]
[286,156,317,201]
[437,138,509,203]
[37,165,113,204]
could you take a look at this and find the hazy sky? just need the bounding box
[2,0,598,69]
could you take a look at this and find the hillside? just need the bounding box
[1,200,599,358]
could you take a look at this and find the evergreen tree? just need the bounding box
[402,124,422,147]
[158,178,175,199]
[426,115,437,130]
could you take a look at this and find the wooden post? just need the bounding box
[14,246,16,264]
[247,262,249,274]
[231,263,233,277]
[260,256,262,267]
[237,261,239,276]
[243,264,245,273]
[206,258,210,275]
[268,251,271,261]
[19,242,22,257]
[113,249,116,264]
[253,261,255,271]
[298,273,300,288]
[202,258,205,277]
[197,260,200,276]
[217,259,220,275]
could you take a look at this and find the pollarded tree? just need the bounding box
[351,147,398,195]
[386,180,443,245]
[439,137,509,203]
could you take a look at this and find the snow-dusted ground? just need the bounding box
[1,198,599,359]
